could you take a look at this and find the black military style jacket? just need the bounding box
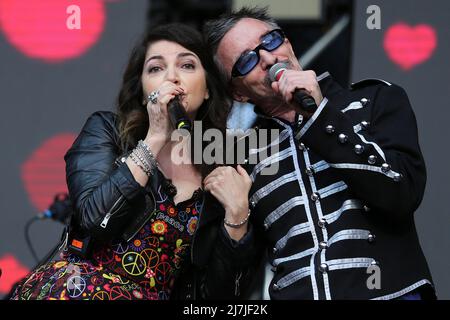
[62,111,261,300]
[242,72,435,299]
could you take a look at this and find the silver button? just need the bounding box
[364,205,370,212]
[361,121,370,129]
[264,223,269,230]
[298,143,306,151]
[273,247,278,254]
[273,283,280,291]
[325,125,335,134]
[319,263,329,273]
[354,144,364,155]
[371,260,378,266]
[121,157,126,163]
[305,166,315,176]
[318,218,327,228]
[361,98,370,106]
[368,233,376,243]
[338,134,348,144]
[319,241,328,250]
[381,163,391,173]
[311,192,320,202]
[368,155,377,165]
[393,173,403,182]
[243,158,249,165]
[250,200,256,208]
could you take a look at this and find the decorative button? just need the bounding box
[393,173,403,182]
[250,200,256,208]
[368,233,376,243]
[354,144,364,155]
[368,155,377,165]
[264,223,269,230]
[311,192,320,202]
[273,283,280,291]
[319,241,328,250]
[338,134,348,144]
[318,218,327,228]
[364,205,370,212]
[273,247,278,254]
[305,166,315,176]
[325,125,335,134]
[361,121,370,129]
[298,143,306,151]
[121,157,126,163]
[243,158,249,165]
[371,260,378,266]
[361,98,370,106]
[381,163,391,173]
[319,263,329,273]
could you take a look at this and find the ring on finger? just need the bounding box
[148,90,160,104]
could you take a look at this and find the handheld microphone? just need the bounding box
[269,63,318,113]
[168,95,192,131]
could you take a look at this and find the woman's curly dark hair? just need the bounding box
[116,23,231,177]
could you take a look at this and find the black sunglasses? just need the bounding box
[231,29,286,78]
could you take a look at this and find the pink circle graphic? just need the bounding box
[21,133,76,212]
[0,0,105,63]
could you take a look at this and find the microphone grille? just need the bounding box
[269,62,288,82]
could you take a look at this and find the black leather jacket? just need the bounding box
[63,111,263,300]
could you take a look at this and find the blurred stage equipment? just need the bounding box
[232,0,323,21]
[25,193,72,263]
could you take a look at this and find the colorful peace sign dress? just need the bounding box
[11,175,203,300]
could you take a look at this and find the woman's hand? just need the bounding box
[143,81,185,155]
[204,165,252,240]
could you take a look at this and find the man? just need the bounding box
[203,7,435,299]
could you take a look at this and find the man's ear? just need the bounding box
[232,85,250,103]
[233,92,250,103]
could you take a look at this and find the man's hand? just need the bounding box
[271,69,323,117]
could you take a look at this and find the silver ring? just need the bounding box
[148,90,159,104]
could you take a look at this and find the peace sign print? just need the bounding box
[66,275,86,298]
[92,290,110,300]
[112,241,129,254]
[155,262,172,285]
[109,286,132,300]
[122,252,147,276]
[141,248,159,269]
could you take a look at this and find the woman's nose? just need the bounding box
[165,67,180,84]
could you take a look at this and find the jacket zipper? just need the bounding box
[124,190,156,242]
[100,195,126,228]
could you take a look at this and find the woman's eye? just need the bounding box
[148,66,162,73]
[182,63,195,70]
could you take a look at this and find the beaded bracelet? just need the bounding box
[129,151,152,176]
[223,209,251,228]
[138,140,158,167]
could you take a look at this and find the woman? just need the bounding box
[10,23,255,300]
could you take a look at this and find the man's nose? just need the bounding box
[259,49,277,71]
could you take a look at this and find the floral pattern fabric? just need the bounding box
[11,182,203,300]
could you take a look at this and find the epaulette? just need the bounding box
[350,78,392,90]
